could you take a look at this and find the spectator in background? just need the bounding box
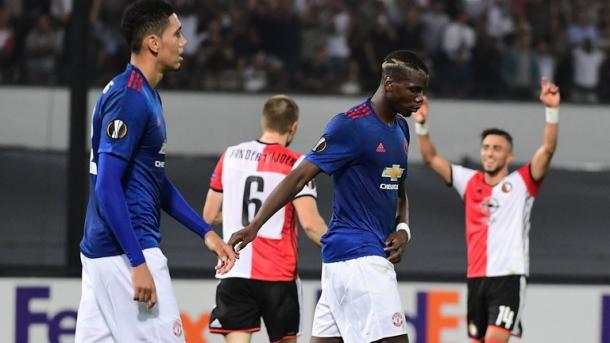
[91,3,127,84]
[598,47,610,102]
[472,14,502,98]
[298,0,326,64]
[266,0,301,88]
[486,0,513,41]
[243,51,269,93]
[368,2,397,75]
[501,32,540,99]
[339,58,362,95]
[2,0,609,102]
[324,0,350,81]
[571,39,605,103]
[0,5,15,82]
[441,10,476,96]
[24,14,62,83]
[395,6,425,57]
[527,0,551,43]
[346,8,376,90]
[420,0,450,57]
[566,12,599,48]
[296,46,331,93]
[535,39,556,82]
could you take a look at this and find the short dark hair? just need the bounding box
[121,0,174,53]
[481,128,513,148]
[381,50,429,79]
[262,95,299,134]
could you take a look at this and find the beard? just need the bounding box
[483,163,504,176]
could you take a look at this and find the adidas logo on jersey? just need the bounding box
[376,143,386,153]
[209,318,222,328]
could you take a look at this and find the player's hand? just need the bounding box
[227,226,258,254]
[384,230,409,264]
[204,231,237,275]
[539,79,560,108]
[412,96,429,124]
[131,262,157,309]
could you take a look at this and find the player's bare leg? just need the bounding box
[484,325,511,343]
[373,333,409,343]
[310,336,343,343]
[225,332,252,343]
[281,338,296,343]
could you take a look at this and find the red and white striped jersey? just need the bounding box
[451,164,542,278]
[210,140,316,281]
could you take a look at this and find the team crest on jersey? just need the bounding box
[312,136,327,152]
[172,320,183,337]
[392,312,404,327]
[502,182,512,193]
[106,120,128,139]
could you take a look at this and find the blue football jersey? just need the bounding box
[305,99,410,263]
[80,64,168,259]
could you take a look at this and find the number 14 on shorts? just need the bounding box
[495,305,515,329]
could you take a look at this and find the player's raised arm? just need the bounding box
[228,159,321,251]
[530,79,560,181]
[413,97,452,184]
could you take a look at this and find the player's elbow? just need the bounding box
[94,175,114,207]
[202,207,217,225]
[301,216,327,236]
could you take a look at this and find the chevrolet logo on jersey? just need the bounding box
[382,165,404,181]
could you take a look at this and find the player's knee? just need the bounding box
[310,336,343,343]
[484,325,511,343]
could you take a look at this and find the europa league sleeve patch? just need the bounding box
[106,120,128,139]
[312,136,327,152]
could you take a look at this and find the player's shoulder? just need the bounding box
[341,101,374,121]
[229,140,261,151]
[395,113,410,134]
[452,164,480,179]
[278,145,303,159]
[395,113,409,126]
[255,140,302,160]
[102,67,148,101]
[325,101,371,131]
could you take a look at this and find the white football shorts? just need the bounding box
[75,248,185,342]
[312,255,408,342]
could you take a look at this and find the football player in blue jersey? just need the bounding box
[75,1,236,341]
[229,50,428,343]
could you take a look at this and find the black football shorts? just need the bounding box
[209,278,300,342]
[467,275,526,339]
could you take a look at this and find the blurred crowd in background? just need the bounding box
[0,0,609,102]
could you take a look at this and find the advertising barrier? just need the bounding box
[1,278,608,343]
